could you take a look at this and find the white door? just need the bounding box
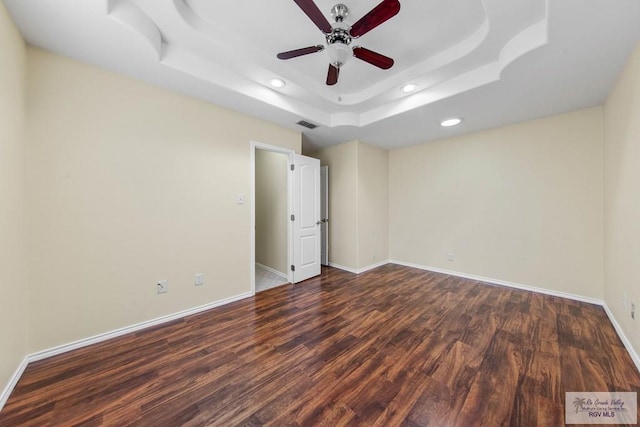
[320,166,329,266]
[293,154,321,283]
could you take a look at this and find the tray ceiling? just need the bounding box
[5,0,640,149]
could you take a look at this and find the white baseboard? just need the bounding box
[3,263,639,412]
[390,259,640,374]
[0,291,253,411]
[255,263,288,280]
[328,260,390,275]
[356,260,390,274]
[390,260,603,305]
[0,356,28,411]
[328,262,358,274]
[602,303,640,373]
[29,292,252,362]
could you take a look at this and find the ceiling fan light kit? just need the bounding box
[326,41,352,68]
[278,0,401,85]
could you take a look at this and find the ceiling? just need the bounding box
[5,0,640,151]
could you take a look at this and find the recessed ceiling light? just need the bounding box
[440,117,463,127]
[402,83,417,93]
[270,78,286,88]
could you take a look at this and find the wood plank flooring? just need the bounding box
[1,264,639,426]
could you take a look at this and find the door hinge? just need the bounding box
[290,214,295,221]
[290,164,295,171]
[291,265,295,272]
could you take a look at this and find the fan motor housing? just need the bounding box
[276,0,399,84]
[326,28,351,46]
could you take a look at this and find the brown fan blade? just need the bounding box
[350,0,400,38]
[353,46,394,69]
[277,45,324,60]
[293,0,333,34]
[326,64,339,85]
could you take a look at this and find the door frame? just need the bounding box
[320,165,329,266]
[250,141,295,295]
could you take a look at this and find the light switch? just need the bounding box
[236,194,245,205]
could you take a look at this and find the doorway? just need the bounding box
[250,142,322,294]
[252,145,292,293]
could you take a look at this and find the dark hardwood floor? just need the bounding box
[1,264,639,426]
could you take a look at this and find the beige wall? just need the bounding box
[313,141,358,269]
[604,41,640,357]
[389,107,604,299]
[1,6,636,401]
[255,150,288,274]
[357,142,389,269]
[0,1,28,400]
[313,140,389,271]
[26,48,300,352]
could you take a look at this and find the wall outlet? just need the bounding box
[447,252,455,262]
[632,302,636,320]
[157,280,168,294]
[195,273,204,286]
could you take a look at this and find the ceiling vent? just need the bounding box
[296,120,319,129]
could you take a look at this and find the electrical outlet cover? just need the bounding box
[157,280,168,294]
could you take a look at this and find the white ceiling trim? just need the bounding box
[106,0,549,129]
[108,0,161,59]
[7,0,639,150]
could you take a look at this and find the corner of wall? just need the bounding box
[356,141,389,270]
[602,40,640,363]
[0,0,29,410]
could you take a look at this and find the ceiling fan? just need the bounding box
[277,0,401,86]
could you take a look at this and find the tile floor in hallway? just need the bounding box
[255,264,289,292]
